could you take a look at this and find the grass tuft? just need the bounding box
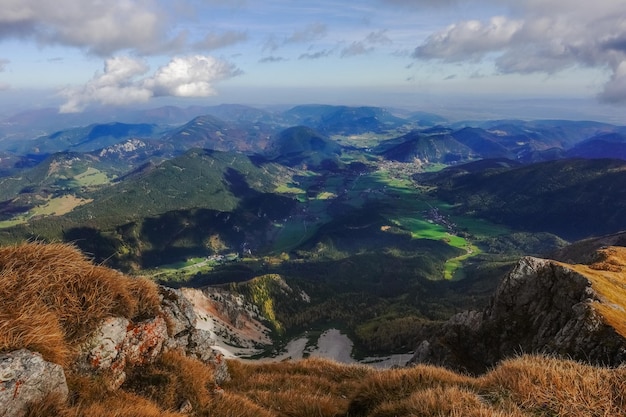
[0,241,162,365]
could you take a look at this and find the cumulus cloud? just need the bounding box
[413,0,626,103]
[145,55,241,97]
[60,55,240,112]
[0,0,175,56]
[416,17,523,61]
[365,30,392,45]
[600,62,626,103]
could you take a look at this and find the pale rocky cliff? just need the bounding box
[410,246,626,374]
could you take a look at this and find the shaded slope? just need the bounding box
[0,150,291,264]
[164,114,276,153]
[282,105,407,135]
[566,132,626,160]
[377,131,474,163]
[451,127,514,159]
[422,158,626,240]
[267,126,342,168]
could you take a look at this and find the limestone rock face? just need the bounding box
[160,287,230,384]
[0,349,68,417]
[410,253,626,374]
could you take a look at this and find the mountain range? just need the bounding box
[1,103,625,363]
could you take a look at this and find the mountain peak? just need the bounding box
[410,246,626,374]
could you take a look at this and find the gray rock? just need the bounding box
[160,286,197,350]
[0,349,68,417]
[77,316,168,389]
[159,286,229,384]
[409,255,626,373]
[75,285,230,388]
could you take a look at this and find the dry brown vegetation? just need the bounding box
[2,242,626,416]
[563,246,626,339]
[0,241,161,365]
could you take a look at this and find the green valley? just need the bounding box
[0,104,623,356]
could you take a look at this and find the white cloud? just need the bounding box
[0,0,181,56]
[145,55,241,97]
[415,17,523,61]
[599,61,626,103]
[365,30,392,45]
[413,0,626,102]
[263,22,328,53]
[0,58,8,71]
[60,55,240,112]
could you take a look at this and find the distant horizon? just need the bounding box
[1,1,625,122]
[1,90,624,126]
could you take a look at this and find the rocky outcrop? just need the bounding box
[410,248,626,374]
[160,286,230,384]
[76,316,169,389]
[0,283,233,416]
[74,286,229,388]
[0,349,68,417]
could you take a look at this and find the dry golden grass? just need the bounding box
[366,386,524,417]
[0,291,69,365]
[0,241,162,365]
[24,393,71,417]
[6,242,626,417]
[225,357,373,417]
[562,246,626,338]
[479,354,626,416]
[124,350,215,413]
[73,391,185,417]
[206,392,276,417]
[346,363,475,416]
[219,355,626,416]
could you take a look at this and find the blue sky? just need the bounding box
[0,0,625,120]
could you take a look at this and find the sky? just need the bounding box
[1,0,625,121]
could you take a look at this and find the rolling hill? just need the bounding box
[283,104,408,135]
[376,130,475,164]
[267,126,342,168]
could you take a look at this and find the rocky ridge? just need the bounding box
[410,246,626,373]
[0,285,228,417]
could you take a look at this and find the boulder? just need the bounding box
[0,349,68,417]
[77,316,168,389]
